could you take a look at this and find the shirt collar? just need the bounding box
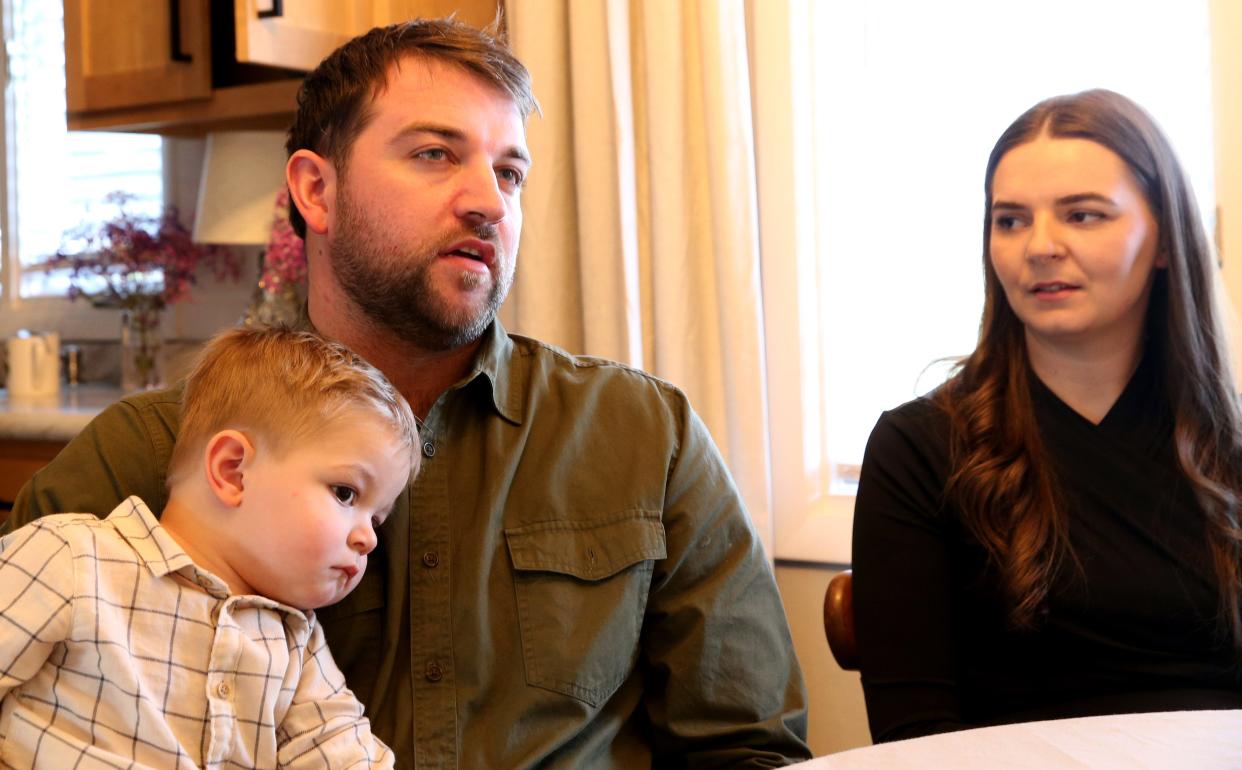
[110,496,308,619]
[299,307,524,425]
[109,496,227,595]
[461,319,523,425]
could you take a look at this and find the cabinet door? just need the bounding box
[65,0,213,113]
[234,0,501,72]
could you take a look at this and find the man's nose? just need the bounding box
[455,161,505,225]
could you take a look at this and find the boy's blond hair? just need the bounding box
[167,326,418,486]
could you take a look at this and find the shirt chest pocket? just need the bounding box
[505,513,666,707]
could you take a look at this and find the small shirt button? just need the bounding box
[216,681,231,698]
[422,551,440,568]
[422,441,436,458]
[425,661,444,682]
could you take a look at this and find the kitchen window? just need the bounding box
[0,0,162,303]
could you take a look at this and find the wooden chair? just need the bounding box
[822,569,858,671]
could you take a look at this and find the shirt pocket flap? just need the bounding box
[505,514,667,581]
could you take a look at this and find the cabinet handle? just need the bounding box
[258,0,284,19]
[168,0,192,62]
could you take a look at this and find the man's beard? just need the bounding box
[329,188,513,351]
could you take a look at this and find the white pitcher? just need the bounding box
[6,330,60,399]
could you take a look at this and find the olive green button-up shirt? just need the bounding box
[11,322,810,768]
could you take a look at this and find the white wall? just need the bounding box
[775,564,870,756]
[1213,0,1242,379]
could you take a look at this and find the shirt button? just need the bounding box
[425,661,444,682]
[422,441,436,458]
[216,682,231,698]
[422,551,440,568]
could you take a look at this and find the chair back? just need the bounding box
[822,569,858,670]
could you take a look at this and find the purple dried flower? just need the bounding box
[259,187,307,293]
[54,191,241,310]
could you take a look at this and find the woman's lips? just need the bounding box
[1030,282,1080,298]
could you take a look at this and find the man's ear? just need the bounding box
[204,430,256,508]
[286,149,336,236]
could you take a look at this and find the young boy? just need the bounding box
[0,327,417,769]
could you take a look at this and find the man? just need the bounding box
[12,19,810,769]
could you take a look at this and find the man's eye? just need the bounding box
[498,167,525,188]
[415,148,449,162]
[331,485,358,505]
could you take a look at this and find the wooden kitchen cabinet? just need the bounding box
[64,0,503,135]
[65,0,213,113]
[235,0,501,72]
[0,439,64,515]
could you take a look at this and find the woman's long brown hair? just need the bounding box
[935,89,1242,642]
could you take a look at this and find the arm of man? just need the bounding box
[852,405,970,743]
[276,619,394,770]
[7,388,179,533]
[0,522,74,701]
[642,397,811,766]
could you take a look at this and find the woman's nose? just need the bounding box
[1025,213,1065,262]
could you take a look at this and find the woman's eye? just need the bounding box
[993,215,1020,231]
[1068,210,1105,224]
[331,485,358,506]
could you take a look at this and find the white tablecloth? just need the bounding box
[797,710,1242,769]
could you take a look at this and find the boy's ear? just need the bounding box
[204,430,255,507]
[286,149,335,236]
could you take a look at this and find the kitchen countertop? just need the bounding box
[0,385,123,442]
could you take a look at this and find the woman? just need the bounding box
[853,89,1242,744]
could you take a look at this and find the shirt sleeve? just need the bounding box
[640,394,812,766]
[852,404,971,742]
[0,522,75,700]
[8,394,174,533]
[276,620,395,770]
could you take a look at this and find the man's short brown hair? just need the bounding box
[285,16,538,238]
[167,326,419,486]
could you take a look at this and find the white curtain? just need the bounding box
[504,0,775,553]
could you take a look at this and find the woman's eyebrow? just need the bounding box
[1055,192,1117,206]
[991,192,1117,211]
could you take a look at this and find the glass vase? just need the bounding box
[243,284,303,328]
[120,304,164,392]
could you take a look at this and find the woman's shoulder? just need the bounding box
[857,394,955,524]
[870,395,952,452]
[860,394,955,493]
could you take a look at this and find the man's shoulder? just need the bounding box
[508,333,687,403]
[87,382,184,442]
[112,382,184,414]
[81,382,183,437]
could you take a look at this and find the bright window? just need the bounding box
[755,0,1217,562]
[2,0,162,300]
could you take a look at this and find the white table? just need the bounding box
[796,710,1242,769]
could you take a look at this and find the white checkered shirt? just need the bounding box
[0,496,393,769]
